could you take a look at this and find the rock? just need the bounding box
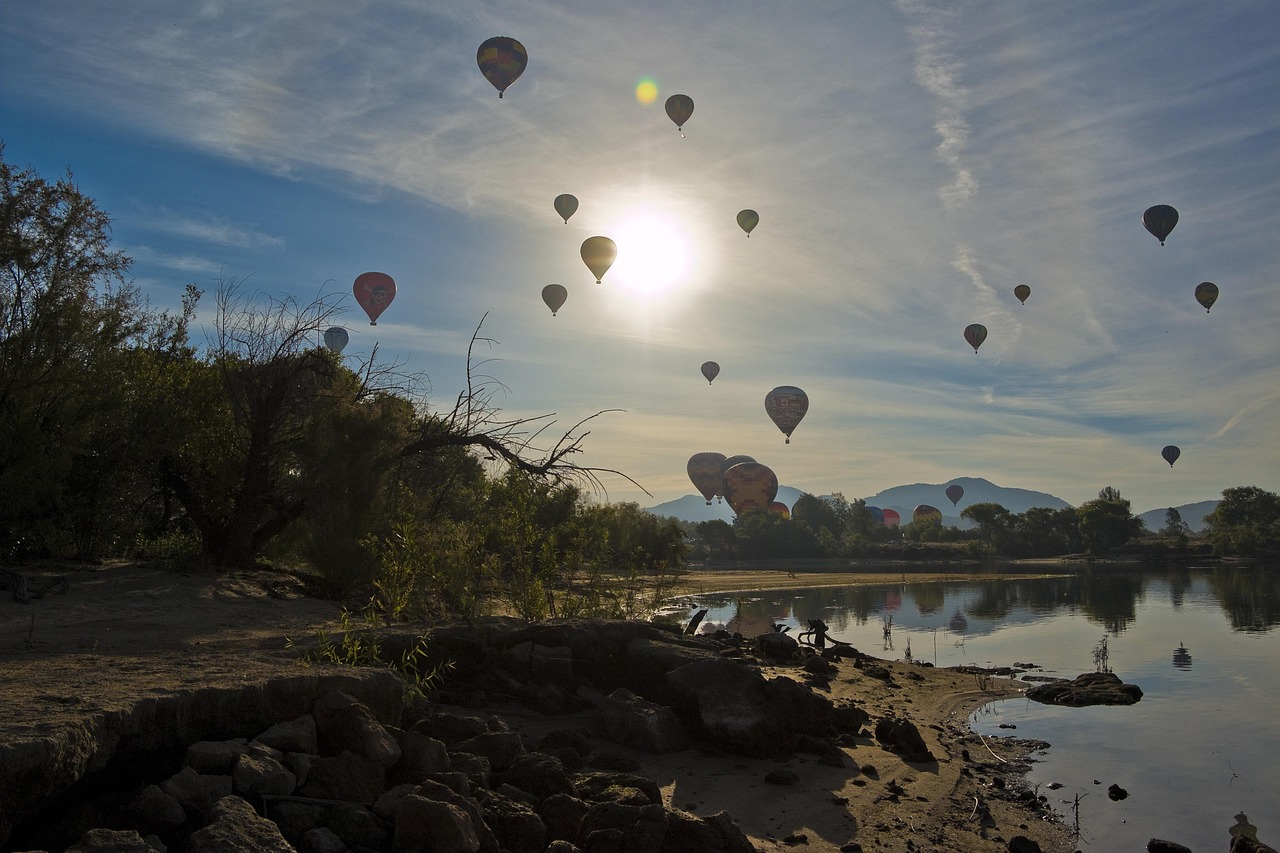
[126,784,187,831]
[391,729,450,783]
[392,794,480,853]
[578,801,668,853]
[312,690,402,768]
[663,808,758,853]
[592,688,688,753]
[477,788,547,853]
[665,657,787,756]
[755,631,800,660]
[232,751,297,798]
[256,715,318,754]
[573,770,662,806]
[501,641,577,687]
[160,766,233,819]
[1025,672,1143,706]
[1146,840,1192,853]
[453,731,526,773]
[539,793,590,844]
[328,802,388,850]
[764,770,799,786]
[186,795,296,852]
[873,717,934,763]
[300,826,346,853]
[499,751,578,800]
[185,739,250,775]
[297,750,385,803]
[1008,836,1042,852]
[65,827,158,852]
[1107,783,1128,801]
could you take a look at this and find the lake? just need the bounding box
[669,565,1280,851]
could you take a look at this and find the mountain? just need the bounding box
[646,486,805,524]
[1137,500,1218,533]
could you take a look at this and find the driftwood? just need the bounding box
[0,569,70,604]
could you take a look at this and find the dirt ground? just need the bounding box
[0,562,1075,852]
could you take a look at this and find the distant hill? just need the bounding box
[646,486,805,524]
[1137,500,1218,533]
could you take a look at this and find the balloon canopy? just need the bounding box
[719,455,756,500]
[323,327,349,354]
[353,272,397,326]
[765,386,809,443]
[1162,445,1181,467]
[736,209,759,237]
[913,504,942,524]
[721,462,778,515]
[1014,284,1031,305]
[541,284,568,316]
[1194,282,1219,313]
[882,508,901,528]
[687,451,727,505]
[554,194,578,224]
[476,37,527,98]
[963,323,987,353]
[701,361,720,384]
[945,484,964,507]
[767,501,791,520]
[665,94,694,132]
[580,236,617,284]
[1143,204,1179,245]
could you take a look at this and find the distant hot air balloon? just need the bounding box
[687,452,727,505]
[323,327,349,354]
[1143,204,1179,246]
[541,284,568,316]
[945,484,964,507]
[882,508,901,528]
[1014,284,1031,305]
[353,272,397,326]
[867,506,885,525]
[554,194,578,224]
[963,324,987,353]
[580,236,617,284]
[1194,282,1218,313]
[736,209,759,237]
[665,94,694,134]
[1162,445,1181,467]
[701,361,720,384]
[765,386,809,443]
[476,36,527,98]
[913,504,942,524]
[767,501,791,519]
[722,461,778,515]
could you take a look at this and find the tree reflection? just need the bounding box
[1208,566,1280,632]
[1078,570,1146,633]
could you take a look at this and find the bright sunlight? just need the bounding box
[606,211,692,300]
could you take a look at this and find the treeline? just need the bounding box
[682,486,1280,562]
[1,145,686,619]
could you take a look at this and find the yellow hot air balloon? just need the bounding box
[722,461,778,515]
[580,236,617,284]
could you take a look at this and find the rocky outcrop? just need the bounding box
[1024,671,1143,706]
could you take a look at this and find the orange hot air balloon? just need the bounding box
[665,94,694,134]
[580,236,617,284]
[554,194,578,224]
[476,37,527,98]
[701,361,720,384]
[765,386,808,443]
[736,209,759,237]
[353,272,397,326]
[767,501,790,519]
[722,461,778,515]
[1194,282,1218,313]
[541,284,567,316]
[687,452,727,505]
[1014,284,1030,305]
[913,504,942,524]
[1143,204,1179,245]
[963,323,987,353]
[882,508,901,528]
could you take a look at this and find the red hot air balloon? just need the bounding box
[476,37,527,98]
[541,284,567,316]
[665,94,694,135]
[1162,445,1181,467]
[1143,204,1179,245]
[353,272,397,325]
[554,194,578,224]
[1014,284,1031,305]
[701,361,720,384]
[945,484,964,507]
[913,504,942,524]
[963,323,987,353]
[687,452,727,505]
[1194,282,1218,313]
[765,386,808,443]
[580,236,617,284]
[882,508,901,528]
[722,461,778,515]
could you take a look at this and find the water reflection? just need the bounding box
[1172,642,1192,670]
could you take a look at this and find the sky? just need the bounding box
[3,1,1278,515]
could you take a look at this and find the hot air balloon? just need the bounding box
[554,194,578,224]
[541,284,568,316]
[721,461,778,515]
[323,327,349,354]
[913,504,942,524]
[718,454,755,503]
[701,361,720,384]
[1143,204,1179,245]
[1162,445,1181,467]
[353,272,397,326]
[1014,284,1031,305]
[765,386,808,443]
[687,452,727,505]
[580,236,617,284]
[945,484,964,507]
[736,209,759,237]
[963,323,987,353]
[665,94,694,134]
[882,508,901,528]
[1194,281,1218,313]
[476,36,527,98]
[767,501,791,519]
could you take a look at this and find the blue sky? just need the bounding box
[3,1,1277,514]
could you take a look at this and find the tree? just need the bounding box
[961,502,1013,555]
[1203,486,1280,555]
[1161,507,1191,543]
[1076,487,1143,555]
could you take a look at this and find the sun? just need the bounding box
[607,211,692,300]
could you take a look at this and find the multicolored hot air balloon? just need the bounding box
[554,194,578,224]
[1194,282,1218,313]
[541,284,567,316]
[580,236,617,284]
[718,455,755,503]
[767,501,791,519]
[353,272,396,326]
[945,484,964,507]
[882,508,901,528]
[323,327,349,354]
[665,94,694,134]
[736,209,759,237]
[765,386,808,443]
[963,324,987,353]
[701,361,720,384]
[1143,204,1179,245]
[687,451,727,505]
[476,37,527,98]
[1162,445,1181,467]
[1014,284,1031,305]
[913,504,942,524]
[722,461,778,515]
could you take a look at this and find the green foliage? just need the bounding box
[1204,486,1280,556]
[961,502,1013,555]
[1076,487,1144,555]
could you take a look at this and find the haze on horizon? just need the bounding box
[3,2,1277,514]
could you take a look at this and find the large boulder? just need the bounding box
[1025,672,1143,706]
[186,795,296,852]
[592,688,688,753]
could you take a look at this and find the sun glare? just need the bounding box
[608,213,691,300]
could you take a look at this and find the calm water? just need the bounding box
[669,565,1280,851]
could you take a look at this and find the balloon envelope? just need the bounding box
[722,462,778,515]
[945,484,964,507]
[1014,284,1031,305]
[353,272,397,325]
[913,504,942,524]
[1194,282,1218,313]
[701,361,720,384]
[765,386,809,443]
[736,209,759,237]
[323,327,349,354]
[541,284,568,316]
[476,36,527,98]
[718,455,755,500]
[554,194,578,224]
[963,323,987,353]
[665,94,694,130]
[882,508,901,528]
[1143,204,1179,245]
[767,501,790,520]
[1162,445,1181,467]
[687,451,727,505]
[580,236,617,283]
